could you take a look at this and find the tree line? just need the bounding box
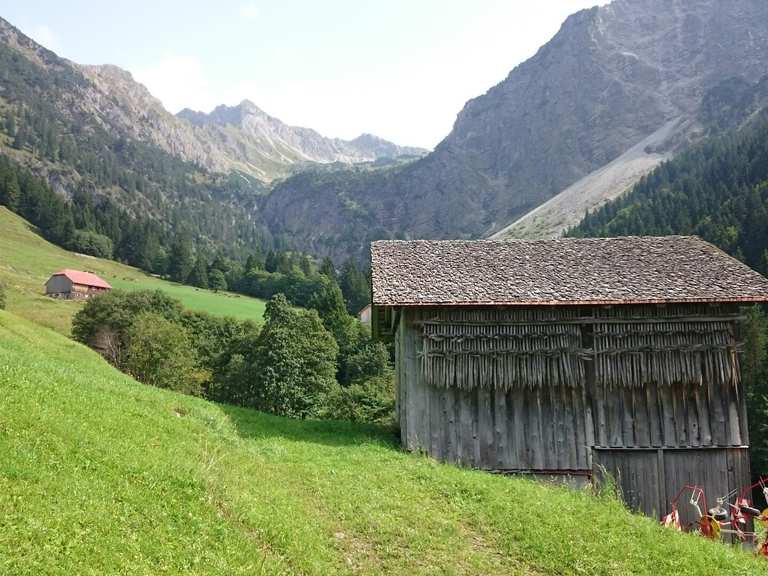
[72,288,393,424]
[0,154,371,315]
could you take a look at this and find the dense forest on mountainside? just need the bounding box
[570,109,768,274]
[0,35,270,254]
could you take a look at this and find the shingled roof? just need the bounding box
[370,237,768,306]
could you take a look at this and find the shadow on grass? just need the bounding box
[219,403,401,450]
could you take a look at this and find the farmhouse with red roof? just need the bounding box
[45,269,112,299]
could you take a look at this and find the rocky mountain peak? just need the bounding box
[261,0,768,261]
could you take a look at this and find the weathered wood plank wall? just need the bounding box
[399,307,592,471]
[395,304,751,511]
[593,448,751,523]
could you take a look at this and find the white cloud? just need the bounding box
[239,2,259,20]
[27,24,62,55]
[131,53,217,113]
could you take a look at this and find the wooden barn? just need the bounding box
[371,236,768,519]
[45,269,112,299]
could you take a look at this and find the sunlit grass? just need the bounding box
[0,207,265,335]
[0,309,764,575]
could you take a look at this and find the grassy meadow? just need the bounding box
[0,308,765,575]
[0,207,265,334]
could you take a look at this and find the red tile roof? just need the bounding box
[52,269,112,290]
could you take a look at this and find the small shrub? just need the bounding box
[322,372,395,425]
[0,281,6,310]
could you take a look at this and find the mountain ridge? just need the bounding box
[175,99,426,179]
[3,1,768,263]
[0,16,424,183]
[260,0,768,260]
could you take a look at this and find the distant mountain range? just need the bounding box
[2,0,768,263]
[176,101,425,181]
[78,62,426,183]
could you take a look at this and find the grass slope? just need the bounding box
[0,309,764,575]
[0,207,265,334]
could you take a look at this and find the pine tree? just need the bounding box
[4,114,16,137]
[339,259,370,314]
[1,173,20,211]
[209,269,227,292]
[319,257,337,282]
[264,250,279,273]
[188,254,209,288]
[168,237,194,284]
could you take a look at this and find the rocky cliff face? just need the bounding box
[77,64,223,170]
[262,0,768,259]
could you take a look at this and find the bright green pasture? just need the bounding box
[0,207,264,334]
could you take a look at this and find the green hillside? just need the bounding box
[0,207,265,334]
[0,309,764,575]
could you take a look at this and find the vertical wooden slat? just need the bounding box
[694,385,712,446]
[429,385,443,461]
[622,387,635,447]
[553,386,562,469]
[445,387,458,464]
[647,383,662,447]
[609,387,623,447]
[406,309,428,452]
[656,449,666,519]
[634,387,651,447]
[532,388,545,469]
[395,310,406,446]
[565,386,578,469]
[672,385,687,447]
[512,388,527,469]
[574,386,588,468]
[458,388,475,466]
[493,388,507,468]
[727,387,743,447]
[709,381,727,446]
[478,388,495,468]
[659,386,676,447]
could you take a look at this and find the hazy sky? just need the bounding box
[1,1,606,148]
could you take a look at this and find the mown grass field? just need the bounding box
[0,207,265,334]
[0,308,764,575]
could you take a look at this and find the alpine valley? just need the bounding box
[2,0,768,265]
